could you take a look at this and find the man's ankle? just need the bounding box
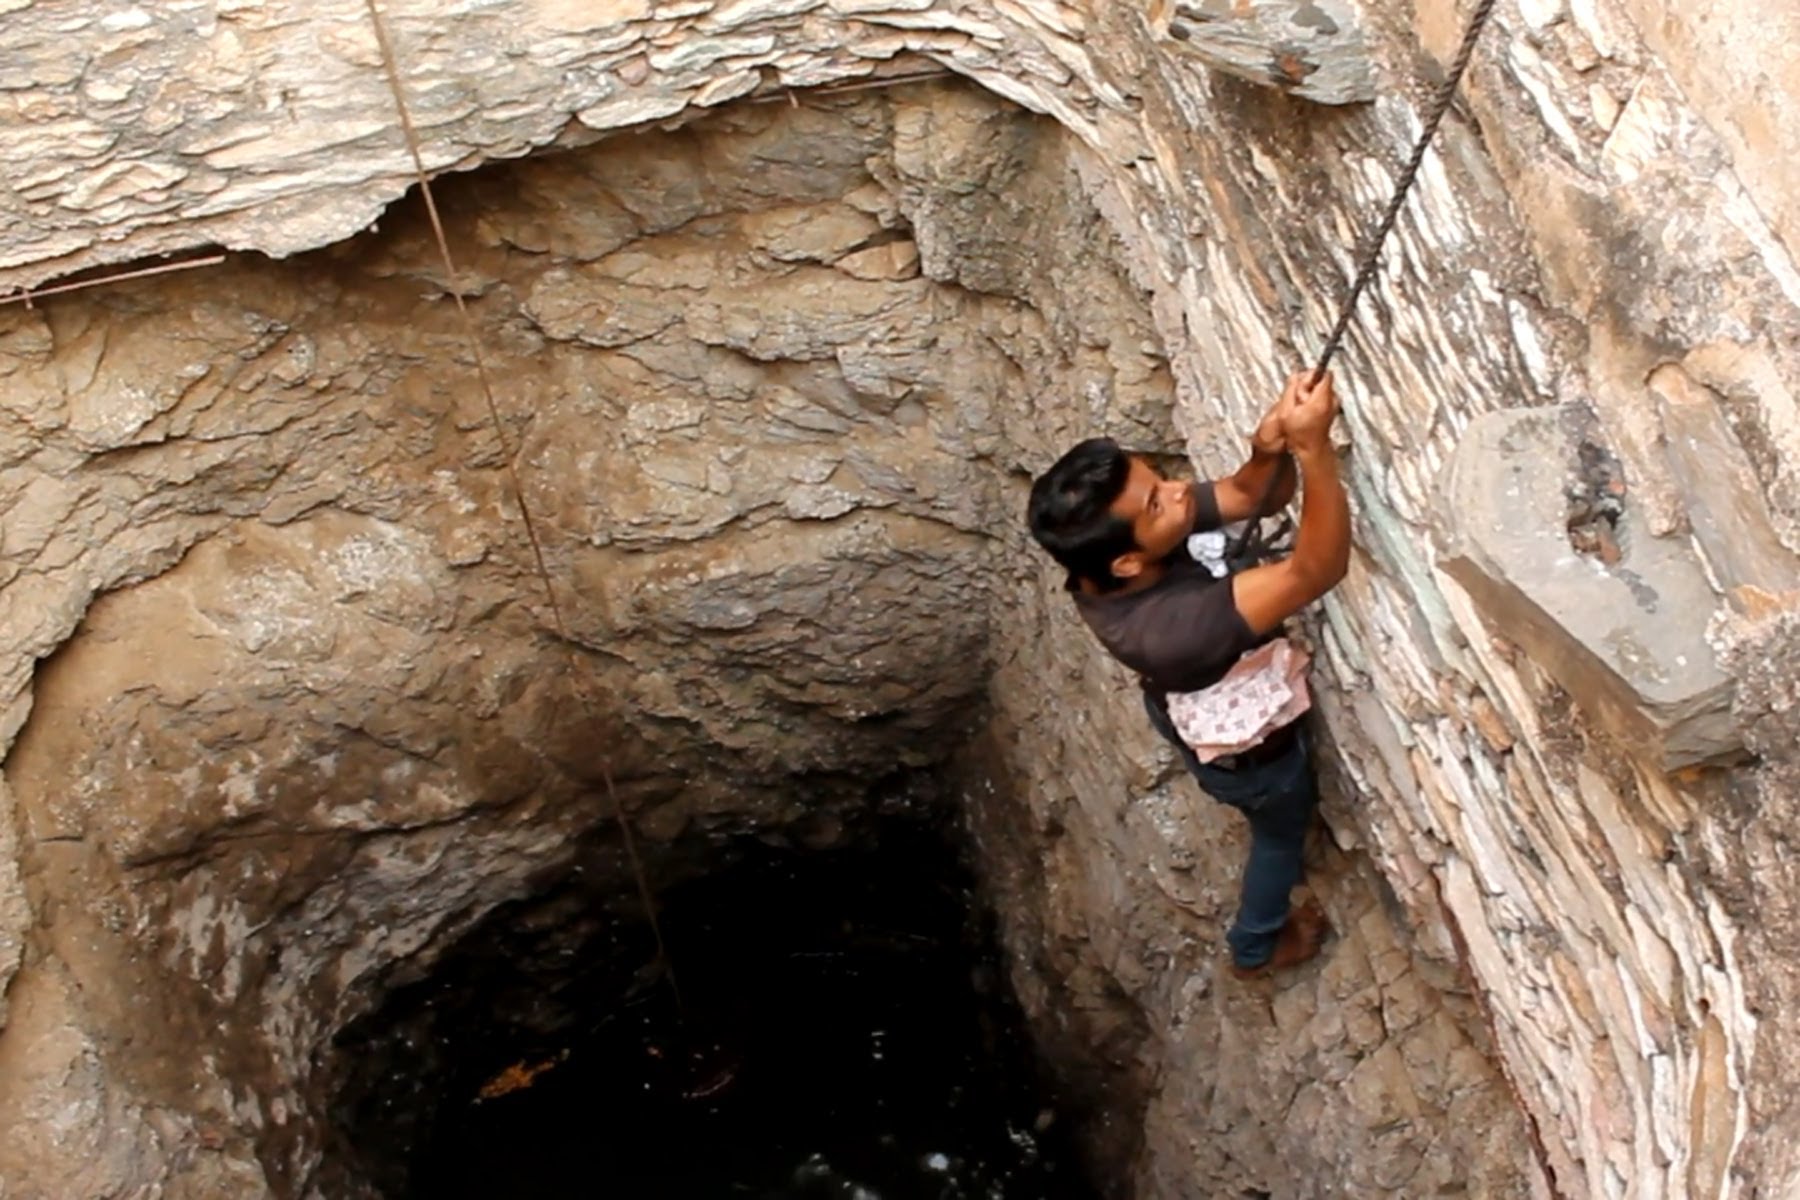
[1228,898,1329,980]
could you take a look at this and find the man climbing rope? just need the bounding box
[1026,369,1347,979]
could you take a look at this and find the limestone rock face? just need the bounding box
[1,2,1799,1200]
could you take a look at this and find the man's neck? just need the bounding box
[1078,559,1171,597]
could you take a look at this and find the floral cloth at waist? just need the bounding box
[1165,637,1311,763]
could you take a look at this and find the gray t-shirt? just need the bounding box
[1068,483,1260,701]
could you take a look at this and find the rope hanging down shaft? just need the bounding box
[362,0,680,1009]
[1230,0,1500,561]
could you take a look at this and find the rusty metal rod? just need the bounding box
[0,254,227,308]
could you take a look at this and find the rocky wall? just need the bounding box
[888,87,1532,1198]
[0,89,1527,1197]
[0,97,1007,1196]
[3,1,1800,1198]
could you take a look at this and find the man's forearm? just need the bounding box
[1288,445,1350,591]
[1231,447,1297,512]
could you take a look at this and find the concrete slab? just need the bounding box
[1438,406,1740,770]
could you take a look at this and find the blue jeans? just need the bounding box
[1144,695,1318,969]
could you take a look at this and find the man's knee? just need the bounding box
[1250,775,1317,838]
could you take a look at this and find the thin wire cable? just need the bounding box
[362,0,679,1009]
[1,254,227,308]
[1232,0,1499,560]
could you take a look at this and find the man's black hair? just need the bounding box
[1027,437,1140,592]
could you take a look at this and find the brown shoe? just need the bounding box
[1228,897,1331,980]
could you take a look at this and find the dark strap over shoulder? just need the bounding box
[1224,456,1296,573]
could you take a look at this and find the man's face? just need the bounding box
[1108,455,1196,579]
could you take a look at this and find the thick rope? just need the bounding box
[1230,0,1500,560]
[1309,0,1500,388]
[362,0,680,1009]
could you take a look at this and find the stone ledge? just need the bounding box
[1147,0,1376,104]
[1438,405,1739,770]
